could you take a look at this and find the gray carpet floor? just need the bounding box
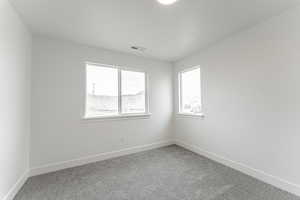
[15,145,300,200]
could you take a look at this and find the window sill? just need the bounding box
[82,113,152,122]
[176,113,205,119]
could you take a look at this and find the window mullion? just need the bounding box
[145,73,149,114]
[118,69,122,115]
[179,72,182,113]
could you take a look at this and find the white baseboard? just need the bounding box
[2,170,29,200]
[30,141,174,177]
[175,140,300,197]
[2,141,173,200]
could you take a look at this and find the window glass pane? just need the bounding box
[121,70,145,114]
[86,64,118,117]
[181,68,201,114]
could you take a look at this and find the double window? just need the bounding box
[178,67,202,115]
[84,63,148,118]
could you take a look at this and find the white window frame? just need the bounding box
[178,66,204,117]
[83,62,150,120]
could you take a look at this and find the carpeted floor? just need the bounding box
[15,145,300,200]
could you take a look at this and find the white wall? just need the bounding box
[174,6,300,194]
[31,36,173,169]
[0,0,31,199]
[3,1,299,197]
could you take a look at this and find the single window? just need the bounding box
[85,63,148,118]
[179,67,202,115]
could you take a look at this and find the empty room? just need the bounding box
[2,0,300,199]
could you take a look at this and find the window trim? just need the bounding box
[83,62,150,120]
[178,66,203,116]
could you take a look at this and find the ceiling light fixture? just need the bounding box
[157,0,178,5]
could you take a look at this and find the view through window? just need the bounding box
[85,63,147,118]
[179,67,202,115]
[122,70,146,114]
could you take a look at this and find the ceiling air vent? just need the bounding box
[131,46,146,52]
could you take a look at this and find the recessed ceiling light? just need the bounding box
[157,0,178,5]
